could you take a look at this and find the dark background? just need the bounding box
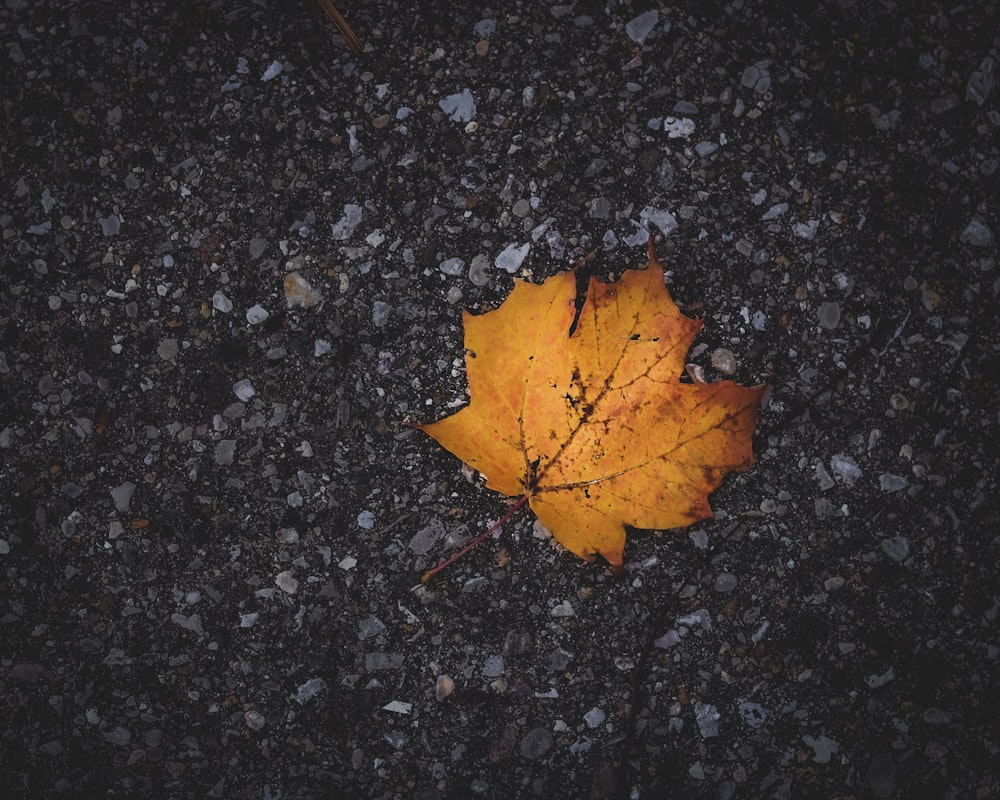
[2,1,998,798]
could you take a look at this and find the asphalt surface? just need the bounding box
[2,1,998,798]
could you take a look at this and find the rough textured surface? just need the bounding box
[1,1,998,799]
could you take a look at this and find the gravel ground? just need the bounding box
[2,1,998,798]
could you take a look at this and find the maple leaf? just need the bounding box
[418,242,765,574]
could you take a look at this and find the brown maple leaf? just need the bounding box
[418,242,765,574]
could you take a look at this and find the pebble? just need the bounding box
[794,220,819,239]
[372,301,390,327]
[740,62,772,94]
[170,613,204,635]
[356,615,386,641]
[294,677,326,705]
[761,202,788,220]
[233,379,256,401]
[878,473,908,492]
[408,519,445,554]
[100,214,121,236]
[245,710,266,731]
[511,199,531,217]
[495,242,530,273]
[694,702,720,738]
[815,460,835,491]
[438,89,477,122]
[331,204,363,240]
[365,652,404,671]
[436,674,455,701]
[483,655,504,678]
[738,700,767,728]
[625,9,659,44]
[817,302,841,329]
[249,238,268,259]
[213,291,233,313]
[261,60,283,81]
[439,257,465,276]
[246,304,269,324]
[881,536,911,562]
[829,454,863,485]
[640,206,678,236]
[966,57,995,106]
[550,600,575,618]
[960,219,993,247]
[663,117,696,138]
[713,572,737,593]
[110,481,136,512]
[214,440,236,466]
[584,707,606,728]
[711,348,737,375]
[103,726,131,746]
[284,271,322,307]
[694,141,719,158]
[802,734,839,764]
[519,727,553,760]
[157,339,178,360]
[468,254,491,286]
[275,570,299,594]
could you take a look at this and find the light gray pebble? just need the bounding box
[358,615,386,640]
[495,242,530,272]
[694,702,720,738]
[275,570,299,594]
[625,9,659,44]
[372,301,390,327]
[439,257,465,276]
[214,440,236,465]
[100,215,121,236]
[294,677,327,704]
[246,304,269,324]
[695,141,718,157]
[111,481,136,512]
[584,707,605,728]
[233,379,256,401]
[483,655,504,678]
[409,519,445,554]
[830,454,863,485]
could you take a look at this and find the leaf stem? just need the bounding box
[421,493,531,583]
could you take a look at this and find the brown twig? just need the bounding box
[316,0,363,54]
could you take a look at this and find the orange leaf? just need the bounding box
[419,243,765,573]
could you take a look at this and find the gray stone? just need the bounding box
[110,481,136,512]
[519,727,553,760]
